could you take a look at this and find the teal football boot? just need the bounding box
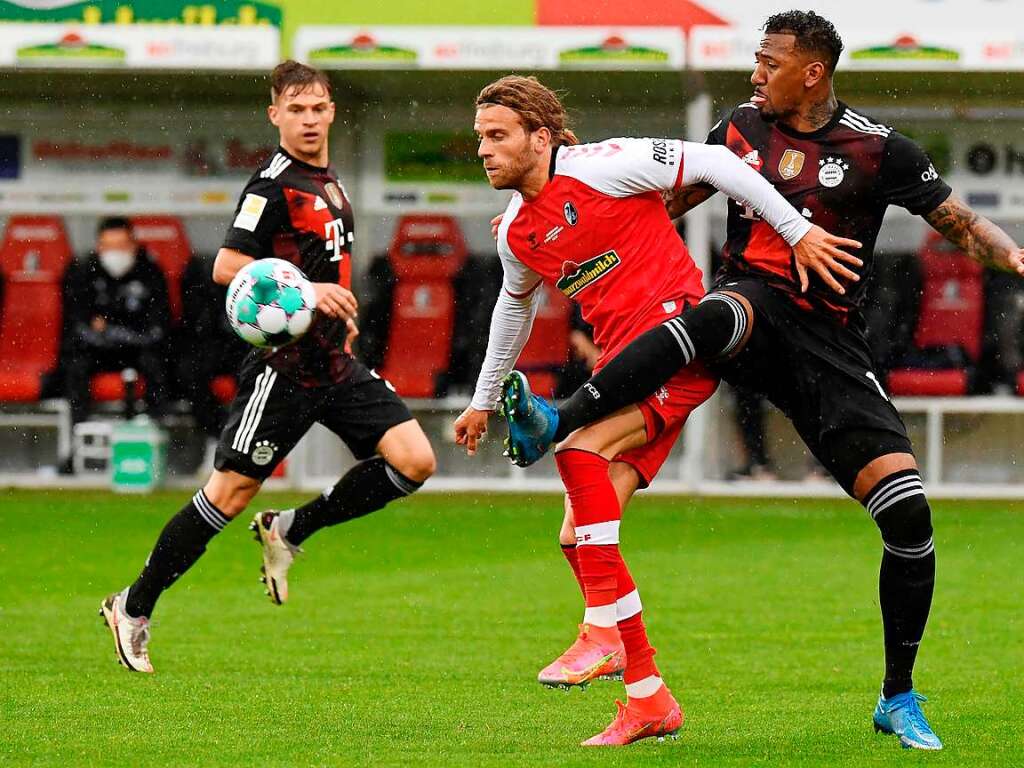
[499,371,559,467]
[873,689,943,750]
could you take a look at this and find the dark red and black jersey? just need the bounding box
[707,101,952,319]
[222,146,355,387]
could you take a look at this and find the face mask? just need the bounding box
[99,249,135,279]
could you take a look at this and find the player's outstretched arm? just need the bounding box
[456,284,541,456]
[924,195,1024,276]
[662,184,717,219]
[682,142,862,293]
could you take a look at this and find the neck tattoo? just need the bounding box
[806,93,839,130]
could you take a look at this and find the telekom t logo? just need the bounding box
[325,218,349,261]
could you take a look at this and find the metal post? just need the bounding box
[679,92,714,490]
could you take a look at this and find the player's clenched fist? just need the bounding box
[313,283,358,320]
[454,406,490,456]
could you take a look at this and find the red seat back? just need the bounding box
[516,285,572,397]
[0,216,72,401]
[387,215,467,280]
[913,232,983,361]
[131,216,192,320]
[379,216,468,398]
[380,280,456,398]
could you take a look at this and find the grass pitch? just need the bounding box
[1,489,1021,767]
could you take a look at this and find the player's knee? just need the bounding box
[203,471,262,518]
[679,291,752,360]
[390,447,435,485]
[863,469,933,550]
[559,497,575,545]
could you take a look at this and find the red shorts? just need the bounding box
[613,363,718,487]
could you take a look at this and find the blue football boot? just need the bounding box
[499,371,559,467]
[873,689,943,750]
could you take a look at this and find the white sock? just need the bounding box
[625,675,663,699]
[276,508,296,538]
[616,589,642,621]
[582,604,617,628]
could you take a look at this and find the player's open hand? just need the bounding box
[490,214,503,240]
[792,225,863,295]
[313,283,358,320]
[454,406,490,456]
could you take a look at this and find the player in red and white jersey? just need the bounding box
[453,75,858,747]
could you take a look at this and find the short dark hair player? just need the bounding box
[499,11,1024,751]
[100,61,436,673]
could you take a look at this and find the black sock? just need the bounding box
[864,470,935,699]
[125,490,230,618]
[553,294,747,442]
[283,458,422,546]
[880,548,935,698]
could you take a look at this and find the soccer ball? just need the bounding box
[226,258,317,348]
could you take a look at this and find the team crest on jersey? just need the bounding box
[324,182,344,209]
[818,157,850,188]
[778,149,805,180]
[251,440,278,467]
[563,201,579,226]
[556,250,621,298]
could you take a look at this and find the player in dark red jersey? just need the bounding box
[498,12,1024,751]
[455,75,857,746]
[100,61,435,673]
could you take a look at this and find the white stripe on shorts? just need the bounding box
[232,366,276,454]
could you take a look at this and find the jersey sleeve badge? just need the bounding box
[233,193,267,232]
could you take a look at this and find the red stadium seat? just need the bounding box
[516,284,572,397]
[131,215,192,321]
[379,215,467,398]
[210,374,238,404]
[0,216,72,401]
[90,371,146,403]
[887,232,983,397]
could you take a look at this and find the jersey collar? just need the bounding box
[774,101,848,141]
[276,145,330,173]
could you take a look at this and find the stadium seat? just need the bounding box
[210,374,238,404]
[0,216,72,401]
[516,284,572,397]
[379,215,467,398]
[131,216,193,321]
[887,233,983,397]
[90,371,145,403]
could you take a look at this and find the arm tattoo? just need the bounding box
[662,184,717,219]
[924,195,1017,271]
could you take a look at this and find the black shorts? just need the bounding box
[214,356,414,480]
[710,276,913,495]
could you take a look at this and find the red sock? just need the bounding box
[619,611,660,684]
[556,449,622,611]
[614,556,660,684]
[561,544,586,597]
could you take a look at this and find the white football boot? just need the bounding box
[99,588,154,673]
[250,510,301,605]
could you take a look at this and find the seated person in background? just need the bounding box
[62,216,171,426]
[176,254,247,439]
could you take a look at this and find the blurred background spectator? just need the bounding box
[60,217,170,430]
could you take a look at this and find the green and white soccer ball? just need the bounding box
[226,258,317,348]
